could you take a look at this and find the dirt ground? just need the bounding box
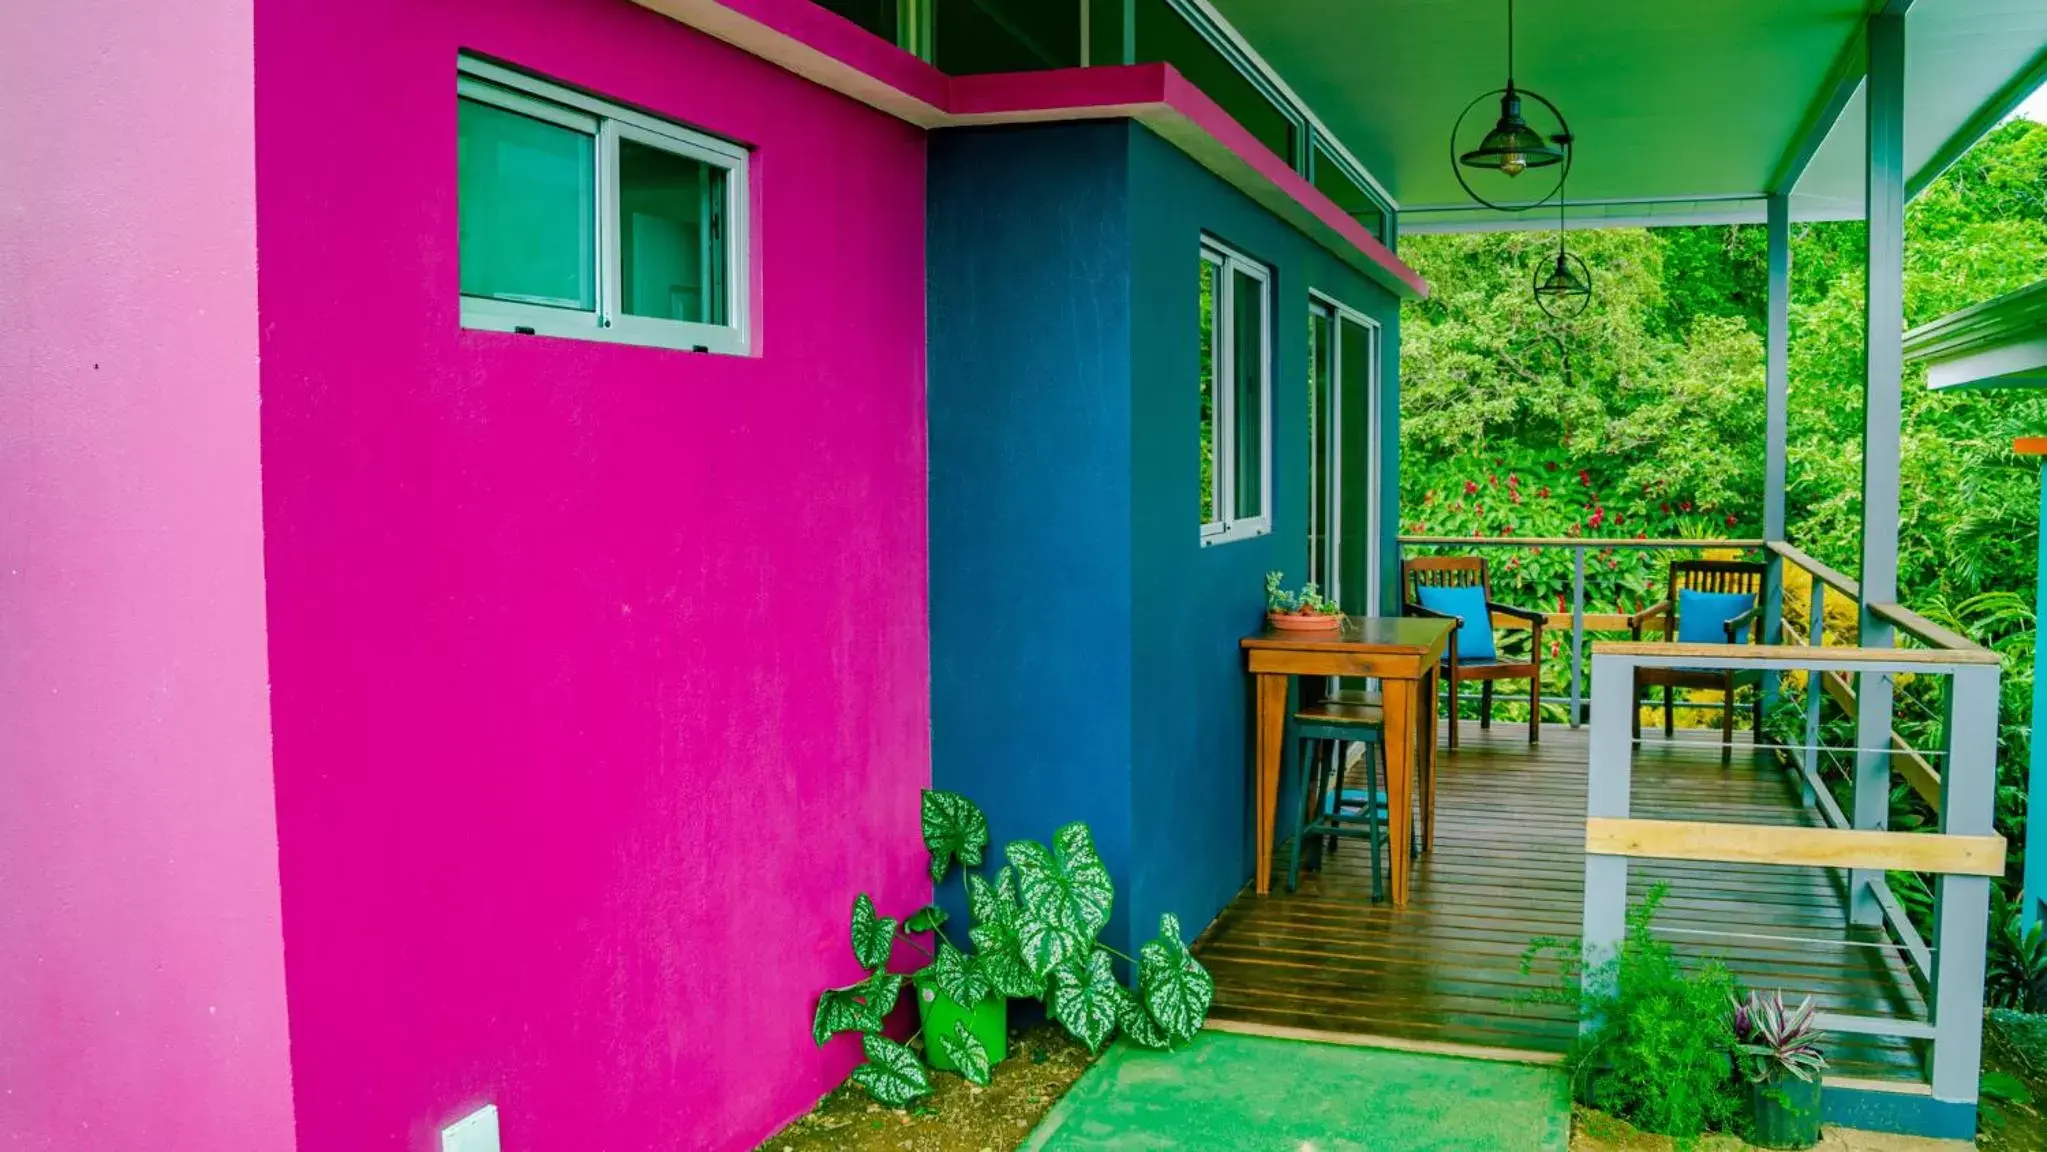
[755,1025,1094,1152]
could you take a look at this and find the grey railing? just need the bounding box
[1584,641,2002,1105]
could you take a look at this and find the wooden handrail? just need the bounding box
[1592,640,1998,667]
[1870,600,1990,655]
[1401,535,1765,550]
[1586,817,2005,877]
[1768,540,1861,598]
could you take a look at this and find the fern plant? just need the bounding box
[1988,887,2047,1013]
[1522,884,1744,1138]
[812,789,1215,1106]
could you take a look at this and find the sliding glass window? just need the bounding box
[1199,238,1272,546]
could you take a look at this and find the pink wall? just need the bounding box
[253,0,931,1147]
[0,1,300,1148]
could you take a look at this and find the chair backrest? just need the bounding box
[1403,555,1493,605]
[1666,558,1768,639]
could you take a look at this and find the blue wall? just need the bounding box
[929,120,1399,954]
[1124,125,1397,943]
[927,123,1138,946]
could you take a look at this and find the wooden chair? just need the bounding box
[1626,559,1768,764]
[1401,556,1547,747]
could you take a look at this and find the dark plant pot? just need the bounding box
[916,984,1007,1073]
[1749,1073,1823,1150]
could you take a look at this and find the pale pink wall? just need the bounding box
[0,1,300,1148]
[254,0,930,1147]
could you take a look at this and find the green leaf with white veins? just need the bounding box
[1048,949,1123,1053]
[850,1033,931,1108]
[1016,909,1087,979]
[904,904,948,935]
[1117,985,1173,1050]
[811,970,904,1046]
[969,917,1046,998]
[1138,913,1214,1045]
[921,790,989,882]
[1009,824,1113,938]
[938,1021,993,1087]
[849,893,898,970]
[926,940,992,1008]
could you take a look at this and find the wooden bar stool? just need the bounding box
[1285,696,1394,897]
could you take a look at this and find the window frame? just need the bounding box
[1307,289,1383,612]
[457,56,752,356]
[1199,237,1273,547]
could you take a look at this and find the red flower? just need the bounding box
[1589,509,1605,528]
[1474,504,1484,516]
[1511,492,1522,504]
[1487,472,1498,487]
[1508,473,1521,488]
[1556,593,1567,611]
[1501,524,1516,535]
[1635,531,1647,540]
[1537,486,1551,499]
[1608,558,1619,569]
[1680,501,1693,512]
[1578,469,1592,486]
[1545,461,1559,472]
[1660,502,1670,514]
[1464,480,1480,496]
[1725,514,1738,527]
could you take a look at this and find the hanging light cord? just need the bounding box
[1507,0,1516,87]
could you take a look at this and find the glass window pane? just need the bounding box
[618,137,730,326]
[1231,268,1265,520]
[1312,144,1386,242]
[1308,307,1333,585]
[1199,257,1218,526]
[809,0,898,44]
[935,0,1082,74]
[458,97,595,310]
[1135,0,1295,166]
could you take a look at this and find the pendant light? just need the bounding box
[1533,142,1591,317]
[1451,0,1572,212]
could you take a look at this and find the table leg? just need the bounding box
[1423,666,1439,854]
[1253,671,1289,896]
[1380,676,1414,906]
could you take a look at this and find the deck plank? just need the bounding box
[1194,722,1929,1082]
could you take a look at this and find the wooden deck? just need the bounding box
[1195,721,1929,1081]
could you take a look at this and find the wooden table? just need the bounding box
[1241,616,1454,905]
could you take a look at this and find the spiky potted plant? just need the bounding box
[811,789,1216,1107]
[1733,990,1828,1149]
[1265,571,1343,631]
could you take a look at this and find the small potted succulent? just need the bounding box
[1733,990,1828,1149]
[1265,571,1343,631]
[811,790,1215,1107]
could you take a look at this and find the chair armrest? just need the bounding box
[1406,603,1456,622]
[1726,604,1764,642]
[1488,602,1547,629]
[1628,600,1672,640]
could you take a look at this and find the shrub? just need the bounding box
[1522,884,1744,1137]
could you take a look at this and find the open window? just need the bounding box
[457,56,751,355]
[1199,238,1272,546]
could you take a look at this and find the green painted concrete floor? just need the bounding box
[1021,1031,1571,1152]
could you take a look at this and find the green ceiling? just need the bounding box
[1204,0,2047,231]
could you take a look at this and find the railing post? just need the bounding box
[1581,649,1635,1017]
[1931,662,1998,1105]
[2028,458,2047,930]
[1763,193,1789,717]
[1570,545,1587,728]
[1802,580,1824,797]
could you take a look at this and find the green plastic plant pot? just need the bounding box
[916,983,1006,1073]
[1749,1074,1823,1150]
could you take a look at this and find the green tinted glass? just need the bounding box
[1231,268,1265,519]
[457,96,595,310]
[618,137,729,326]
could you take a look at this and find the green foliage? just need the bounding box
[814,789,1214,1106]
[1522,886,1744,1138]
[1990,889,2047,1013]
[850,1033,931,1108]
[1265,571,1340,614]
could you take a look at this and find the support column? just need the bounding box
[1930,663,1998,1104]
[2024,443,2047,929]
[1763,193,1791,710]
[1851,9,1906,927]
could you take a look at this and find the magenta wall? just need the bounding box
[254,0,932,1147]
[0,1,300,1147]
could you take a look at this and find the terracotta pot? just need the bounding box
[1267,611,1344,631]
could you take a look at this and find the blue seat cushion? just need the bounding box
[1417,583,1496,661]
[1675,590,1756,644]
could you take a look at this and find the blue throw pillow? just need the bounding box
[1676,590,1756,644]
[1416,583,1496,661]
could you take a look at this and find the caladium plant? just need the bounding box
[1732,989,1828,1084]
[811,789,1216,1106]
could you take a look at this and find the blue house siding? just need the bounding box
[928,119,1400,956]
[1124,124,1399,945]
[926,123,1139,948]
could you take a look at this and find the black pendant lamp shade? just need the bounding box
[1451,0,1572,211]
[1461,87,1564,176]
[1533,145,1592,317]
